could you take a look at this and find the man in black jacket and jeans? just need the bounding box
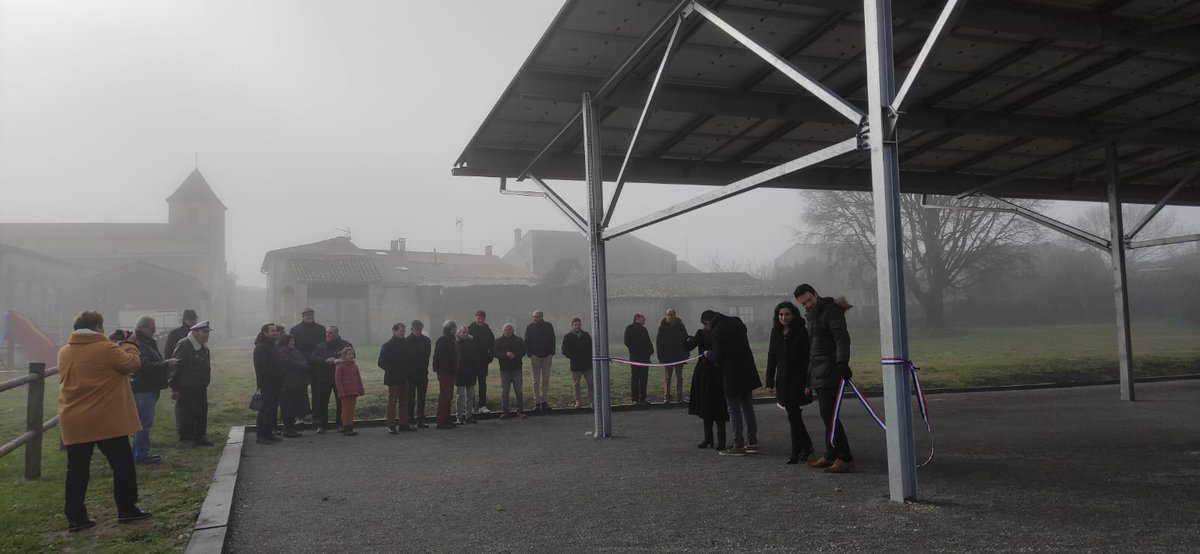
[131,316,176,464]
[795,283,854,473]
[467,311,495,413]
[253,324,283,444]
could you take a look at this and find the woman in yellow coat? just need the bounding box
[57,311,152,533]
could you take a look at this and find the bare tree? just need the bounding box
[1072,205,1193,264]
[702,250,772,280]
[799,192,1045,328]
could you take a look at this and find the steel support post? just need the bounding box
[1105,143,1135,401]
[863,0,918,501]
[582,92,613,437]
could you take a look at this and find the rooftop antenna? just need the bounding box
[334,226,351,238]
[455,217,464,253]
[194,152,199,170]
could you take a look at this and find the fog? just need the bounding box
[1,0,1197,292]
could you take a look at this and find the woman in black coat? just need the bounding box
[765,301,814,464]
[686,327,728,450]
[277,334,310,438]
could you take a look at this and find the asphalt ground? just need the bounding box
[226,380,1200,553]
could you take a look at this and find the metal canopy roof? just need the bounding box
[452,0,1200,205]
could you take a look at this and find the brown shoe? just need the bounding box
[824,459,855,473]
[808,457,834,469]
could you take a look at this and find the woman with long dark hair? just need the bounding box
[765,301,815,464]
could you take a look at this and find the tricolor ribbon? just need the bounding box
[596,354,703,368]
[830,358,935,468]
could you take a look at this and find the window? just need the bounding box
[727,305,754,324]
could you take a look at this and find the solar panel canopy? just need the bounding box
[453,0,1200,205]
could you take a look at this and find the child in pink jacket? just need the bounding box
[334,347,365,436]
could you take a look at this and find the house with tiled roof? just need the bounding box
[261,237,540,343]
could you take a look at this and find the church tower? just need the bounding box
[167,169,229,333]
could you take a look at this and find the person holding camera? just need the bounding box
[130,316,177,464]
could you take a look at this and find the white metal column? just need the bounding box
[863,0,918,501]
[582,91,614,436]
[1105,143,1135,401]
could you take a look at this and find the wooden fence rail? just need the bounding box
[0,363,60,479]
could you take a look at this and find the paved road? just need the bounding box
[227,381,1200,552]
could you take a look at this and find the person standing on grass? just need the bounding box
[130,315,176,465]
[432,320,459,429]
[379,322,412,434]
[276,333,309,437]
[795,283,855,473]
[561,317,594,409]
[455,324,479,425]
[766,301,815,464]
[701,310,762,457]
[524,309,556,411]
[310,326,352,433]
[170,320,214,446]
[58,310,153,533]
[253,323,284,445]
[623,313,653,405]
[403,320,432,428]
[468,310,495,414]
[656,308,689,403]
[163,309,197,365]
[494,323,527,419]
[687,323,727,450]
[334,346,364,436]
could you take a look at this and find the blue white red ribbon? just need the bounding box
[830,358,935,468]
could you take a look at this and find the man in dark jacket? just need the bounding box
[795,283,854,473]
[524,310,556,411]
[656,308,689,403]
[378,322,411,433]
[402,320,432,428]
[163,309,197,365]
[493,324,527,419]
[170,320,213,446]
[252,324,283,444]
[310,326,352,433]
[702,310,762,456]
[623,313,653,405]
[131,316,176,464]
[561,317,593,409]
[289,308,325,361]
[467,311,496,413]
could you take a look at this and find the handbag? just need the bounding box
[249,389,262,411]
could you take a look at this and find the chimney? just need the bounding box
[397,238,406,252]
[485,244,493,256]
[513,228,522,246]
[390,240,398,251]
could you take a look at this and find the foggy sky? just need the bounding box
[2,0,1196,287]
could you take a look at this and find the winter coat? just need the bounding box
[561,331,593,372]
[289,320,327,360]
[57,331,142,445]
[432,334,457,375]
[686,329,728,421]
[130,330,170,393]
[377,336,408,386]
[493,334,526,372]
[805,296,851,389]
[311,338,353,383]
[708,312,761,398]
[253,333,283,392]
[765,320,811,407]
[163,324,191,366]
[456,335,478,386]
[656,318,690,364]
[278,345,311,391]
[524,320,556,357]
[467,322,496,375]
[401,333,431,381]
[334,360,364,398]
[170,334,211,390]
[623,323,654,363]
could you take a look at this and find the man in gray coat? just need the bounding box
[794,283,854,473]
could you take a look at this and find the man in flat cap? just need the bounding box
[164,309,198,363]
[170,320,214,446]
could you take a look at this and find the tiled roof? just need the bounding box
[608,273,787,299]
[287,256,382,285]
[369,250,539,287]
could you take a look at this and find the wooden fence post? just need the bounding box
[25,362,46,480]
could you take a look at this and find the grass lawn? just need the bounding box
[1,319,1197,552]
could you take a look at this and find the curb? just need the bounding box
[184,426,244,554]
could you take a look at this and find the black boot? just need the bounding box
[698,419,714,448]
[715,422,727,451]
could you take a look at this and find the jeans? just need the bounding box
[817,386,853,461]
[500,370,523,413]
[312,378,342,429]
[65,436,139,523]
[255,385,281,439]
[132,391,159,460]
[407,373,429,424]
[175,387,208,443]
[436,372,455,425]
[630,366,648,403]
[725,391,758,448]
[477,364,489,408]
[456,385,476,419]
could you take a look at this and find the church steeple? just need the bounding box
[167,169,227,210]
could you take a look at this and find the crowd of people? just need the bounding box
[52,283,855,533]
